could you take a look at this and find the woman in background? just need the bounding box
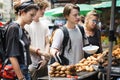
[83,10,102,80]
[84,10,102,58]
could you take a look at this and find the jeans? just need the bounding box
[20,64,31,80]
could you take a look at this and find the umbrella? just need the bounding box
[76,4,96,15]
[94,0,120,9]
[44,7,63,17]
[51,4,102,17]
[50,7,64,17]
[52,4,96,17]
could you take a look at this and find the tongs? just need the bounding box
[53,52,62,64]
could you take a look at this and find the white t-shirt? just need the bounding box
[51,25,85,64]
[25,19,50,68]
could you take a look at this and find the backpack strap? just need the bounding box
[77,25,86,46]
[14,23,27,65]
[60,26,70,55]
[60,25,85,55]
[17,25,28,66]
[78,25,85,39]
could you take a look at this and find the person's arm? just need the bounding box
[50,29,64,57]
[9,57,25,80]
[50,47,59,57]
[29,46,40,55]
[45,36,50,53]
[29,44,50,61]
[44,35,51,61]
[29,45,50,58]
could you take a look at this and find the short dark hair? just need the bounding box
[63,3,80,19]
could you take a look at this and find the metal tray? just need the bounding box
[93,65,120,74]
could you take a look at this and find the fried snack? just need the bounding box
[55,74,60,77]
[50,74,55,77]
[79,58,86,63]
[59,71,65,74]
[65,71,71,75]
[61,66,67,71]
[51,62,60,67]
[50,66,55,71]
[56,65,62,71]
[112,47,120,59]
[60,74,66,77]
[49,63,77,77]
[55,71,60,74]
[48,70,54,74]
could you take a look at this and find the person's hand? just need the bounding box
[37,50,50,58]
[37,59,47,69]
[38,50,51,61]
[50,48,59,57]
[42,53,51,61]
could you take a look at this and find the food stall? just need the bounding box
[37,44,120,80]
[38,50,106,80]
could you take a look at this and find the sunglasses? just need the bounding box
[92,20,99,24]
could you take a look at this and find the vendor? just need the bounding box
[84,10,103,58]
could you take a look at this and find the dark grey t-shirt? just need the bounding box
[5,22,31,65]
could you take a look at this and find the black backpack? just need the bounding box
[0,22,12,61]
[50,25,85,65]
[0,22,23,66]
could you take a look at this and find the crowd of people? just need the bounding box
[0,0,120,80]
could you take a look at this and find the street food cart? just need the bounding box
[38,44,120,80]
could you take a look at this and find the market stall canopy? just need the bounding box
[94,0,120,9]
[52,4,98,17]
[76,4,98,15]
[50,7,64,17]
[44,7,63,17]
[44,4,102,17]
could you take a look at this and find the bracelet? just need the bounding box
[36,49,40,55]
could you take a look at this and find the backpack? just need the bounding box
[0,21,12,61]
[50,25,85,65]
[0,21,23,79]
